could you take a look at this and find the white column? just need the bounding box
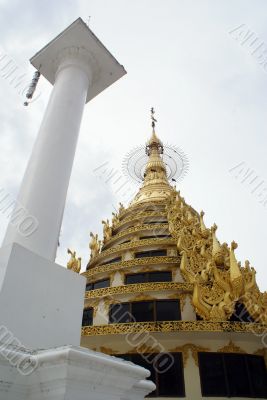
[2,48,92,261]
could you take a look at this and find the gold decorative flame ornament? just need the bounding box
[166,187,267,323]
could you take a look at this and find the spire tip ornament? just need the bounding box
[150,107,157,130]
[122,110,189,187]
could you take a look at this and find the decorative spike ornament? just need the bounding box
[24,70,41,106]
[199,211,209,238]
[211,223,224,266]
[229,241,243,298]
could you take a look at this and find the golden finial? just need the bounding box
[151,107,157,131]
[146,108,163,153]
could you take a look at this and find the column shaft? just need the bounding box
[3,60,90,260]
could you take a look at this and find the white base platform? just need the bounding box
[0,243,86,349]
[0,345,155,400]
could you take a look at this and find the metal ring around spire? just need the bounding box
[122,143,189,185]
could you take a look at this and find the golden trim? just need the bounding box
[82,321,266,336]
[171,343,209,366]
[118,200,167,221]
[83,256,179,279]
[103,224,169,248]
[131,293,156,302]
[85,282,193,299]
[85,292,188,312]
[113,211,167,230]
[99,346,117,355]
[89,237,175,266]
[218,340,246,354]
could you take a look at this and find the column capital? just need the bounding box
[30,18,126,103]
[54,46,100,85]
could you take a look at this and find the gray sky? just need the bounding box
[0,0,266,291]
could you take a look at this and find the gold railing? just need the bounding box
[118,200,167,220]
[102,223,169,249]
[82,321,266,336]
[85,282,193,299]
[114,211,167,230]
[83,256,180,279]
[88,237,175,267]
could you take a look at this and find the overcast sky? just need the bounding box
[0,0,266,290]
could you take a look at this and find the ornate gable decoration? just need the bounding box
[166,187,267,323]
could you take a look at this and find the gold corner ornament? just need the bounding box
[67,248,81,273]
[101,219,112,244]
[166,187,267,324]
[89,232,102,260]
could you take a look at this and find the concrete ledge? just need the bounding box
[0,345,155,400]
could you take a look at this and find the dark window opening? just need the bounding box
[230,302,254,322]
[156,300,181,321]
[99,257,121,266]
[135,250,167,258]
[140,235,171,240]
[132,301,154,322]
[109,300,181,323]
[199,352,267,398]
[85,282,93,291]
[82,308,93,326]
[93,279,110,289]
[116,353,185,397]
[126,271,172,284]
[86,278,110,291]
[120,239,131,244]
[109,303,131,323]
[143,220,168,225]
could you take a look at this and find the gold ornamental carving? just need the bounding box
[82,321,266,336]
[131,293,156,302]
[120,199,167,220]
[171,343,210,366]
[84,282,193,299]
[88,237,175,267]
[104,223,169,247]
[166,187,267,324]
[99,346,117,355]
[67,249,81,273]
[113,210,167,230]
[83,256,179,279]
[89,232,102,260]
[102,219,113,244]
[218,340,246,354]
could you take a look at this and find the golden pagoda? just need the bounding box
[77,113,267,399]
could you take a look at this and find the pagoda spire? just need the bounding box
[130,109,172,205]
